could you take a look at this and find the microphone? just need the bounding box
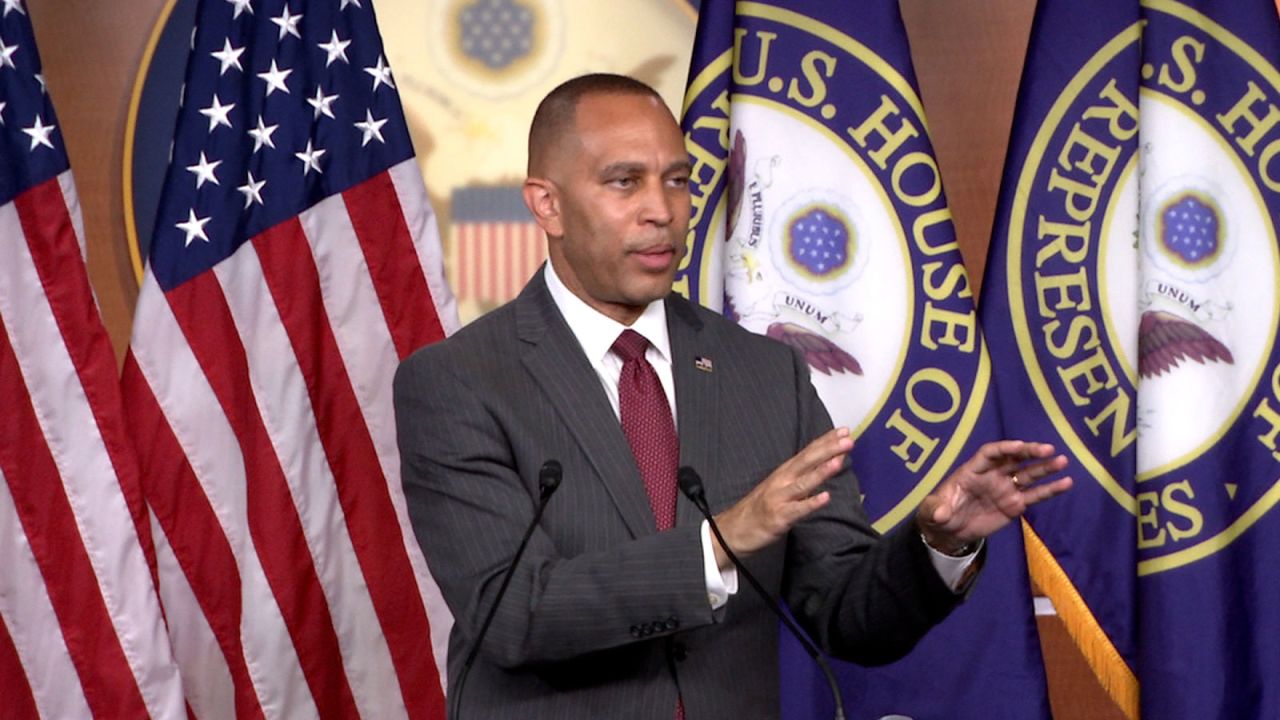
[677,466,847,720]
[451,460,563,720]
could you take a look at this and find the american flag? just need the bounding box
[121,0,458,717]
[0,2,186,717]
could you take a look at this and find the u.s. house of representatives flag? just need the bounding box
[979,1,1142,716]
[983,0,1280,717]
[121,0,459,717]
[1134,6,1280,712]
[0,2,185,717]
[680,1,1050,718]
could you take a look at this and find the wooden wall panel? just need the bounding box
[1039,615,1128,720]
[26,0,168,361]
[900,0,1034,295]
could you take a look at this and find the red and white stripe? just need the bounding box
[123,159,458,719]
[0,172,186,718]
[451,219,545,306]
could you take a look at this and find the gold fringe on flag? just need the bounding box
[1022,519,1139,720]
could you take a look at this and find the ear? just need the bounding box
[522,177,563,238]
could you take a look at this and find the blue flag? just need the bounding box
[984,0,1280,717]
[1132,1,1280,716]
[680,1,1050,717]
[980,2,1142,714]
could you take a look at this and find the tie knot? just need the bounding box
[611,329,650,363]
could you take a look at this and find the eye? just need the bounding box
[667,175,690,189]
[608,176,637,189]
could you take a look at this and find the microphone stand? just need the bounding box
[678,466,847,720]
[451,460,562,720]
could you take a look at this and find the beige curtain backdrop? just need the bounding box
[25,1,1122,716]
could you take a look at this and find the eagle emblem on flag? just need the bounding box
[1137,309,1234,378]
[766,321,863,376]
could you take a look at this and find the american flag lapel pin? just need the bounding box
[694,356,714,373]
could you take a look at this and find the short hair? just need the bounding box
[527,73,665,175]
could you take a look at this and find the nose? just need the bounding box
[638,178,674,227]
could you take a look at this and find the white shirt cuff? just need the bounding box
[700,520,738,609]
[924,538,983,593]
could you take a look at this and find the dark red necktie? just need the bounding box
[612,329,684,718]
[612,329,679,531]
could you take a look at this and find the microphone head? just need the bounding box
[538,460,563,493]
[677,466,704,501]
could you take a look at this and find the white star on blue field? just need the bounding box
[459,0,534,70]
[1162,194,1220,265]
[788,206,850,277]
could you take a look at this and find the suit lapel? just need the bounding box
[517,271,657,538]
[668,296,718,527]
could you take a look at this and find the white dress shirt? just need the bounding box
[542,262,976,607]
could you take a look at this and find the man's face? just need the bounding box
[533,92,692,324]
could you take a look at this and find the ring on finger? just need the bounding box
[1011,473,1024,489]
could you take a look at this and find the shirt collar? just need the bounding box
[544,261,671,366]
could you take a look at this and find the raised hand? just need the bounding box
[916,440,1073,554]
[710,427,853,569]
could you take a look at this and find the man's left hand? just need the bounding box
[916,441,1072,554]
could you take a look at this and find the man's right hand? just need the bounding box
[710,427,854,570]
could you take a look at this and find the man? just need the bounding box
[394,74,1071,719]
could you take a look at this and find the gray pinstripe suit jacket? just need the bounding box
[394,270,963,719]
